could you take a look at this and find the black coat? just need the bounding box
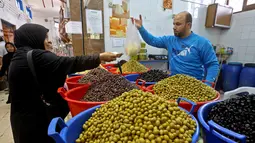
[0,42,16,77]
[0,52,14,77]
[9,23,101,143]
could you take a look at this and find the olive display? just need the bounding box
[138,69,169,82]
[82,74,138,102]
[117,59,148,73]
[78,67,111,84]
[76,89,197,143]
[153,74,217,102]
[208,94,255,143]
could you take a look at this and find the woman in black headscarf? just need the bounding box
[9,23,120,143]
[0,42,16,104]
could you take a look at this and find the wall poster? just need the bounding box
[163,0,172,9]
[1,19,15,42]
[110,0,130,37]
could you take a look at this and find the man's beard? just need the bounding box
[174,31,184,37]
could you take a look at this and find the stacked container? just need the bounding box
[223,62,243,91]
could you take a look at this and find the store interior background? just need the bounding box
[0,0,255,63]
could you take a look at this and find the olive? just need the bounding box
[208,94,255,143]
[117,59,148,73]
[138,69,169,82]
[79,67,138,102]
[153,74,217,102]
[76,89,196,142]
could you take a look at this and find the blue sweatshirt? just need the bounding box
[139,26,219,83]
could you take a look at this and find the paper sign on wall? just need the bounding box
[112,38,124,47]
[65,21,82,34]
[86,9,103,34]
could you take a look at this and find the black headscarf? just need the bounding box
[5,42,16,52]
[5,42,16,57]
[14,23,49,50]
[0,42,16,77]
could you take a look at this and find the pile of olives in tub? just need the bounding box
[76,89,197,143]
[208,94,255,143]
[78,68,138,102]
[153,74,217,102]
[138,69,169,82]
[117,59,148,73]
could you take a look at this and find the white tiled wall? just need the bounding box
[104,0,221,60]
[104,0,254,64]
[31,17,55,41]
[104,0,172,60]
[219,10,255,63]
[172,0,221,44]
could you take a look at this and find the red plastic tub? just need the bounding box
[109,68,118,74]
[58,85,106,117]
[145,85,221,113]
[65,76,87,90]
[58,83,143,116]
[101,64,118,74]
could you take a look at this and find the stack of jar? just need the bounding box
[138,42,148,60]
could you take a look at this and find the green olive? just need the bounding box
[153,74,217,102]
[76,89,196,142]
[117,60,148,73]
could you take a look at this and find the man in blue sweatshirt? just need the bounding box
[132,11,219,85]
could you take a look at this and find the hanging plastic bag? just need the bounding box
[125,21,141,57]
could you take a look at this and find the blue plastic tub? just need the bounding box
[239,63,255,87]
[125,74,156,86]
[48,97,200,143]
[223,62,243,92]
[125,74,170,86]
[198,101,246,143]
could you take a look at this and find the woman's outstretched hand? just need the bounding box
[99,52,123,62]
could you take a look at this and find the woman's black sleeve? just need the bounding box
[0,55,9,77]
[33,50,100,75]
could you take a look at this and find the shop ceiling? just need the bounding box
[24,0,62,18]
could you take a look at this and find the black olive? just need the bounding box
[137,69,169,82]
[78,67,138,102]
[208,94,255,143]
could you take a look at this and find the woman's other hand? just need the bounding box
[100,52,122,62]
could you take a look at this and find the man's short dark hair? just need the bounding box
[185,12,192,24]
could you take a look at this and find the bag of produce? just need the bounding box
[125,21,141,57]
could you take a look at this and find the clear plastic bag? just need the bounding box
[125,21,141,57]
